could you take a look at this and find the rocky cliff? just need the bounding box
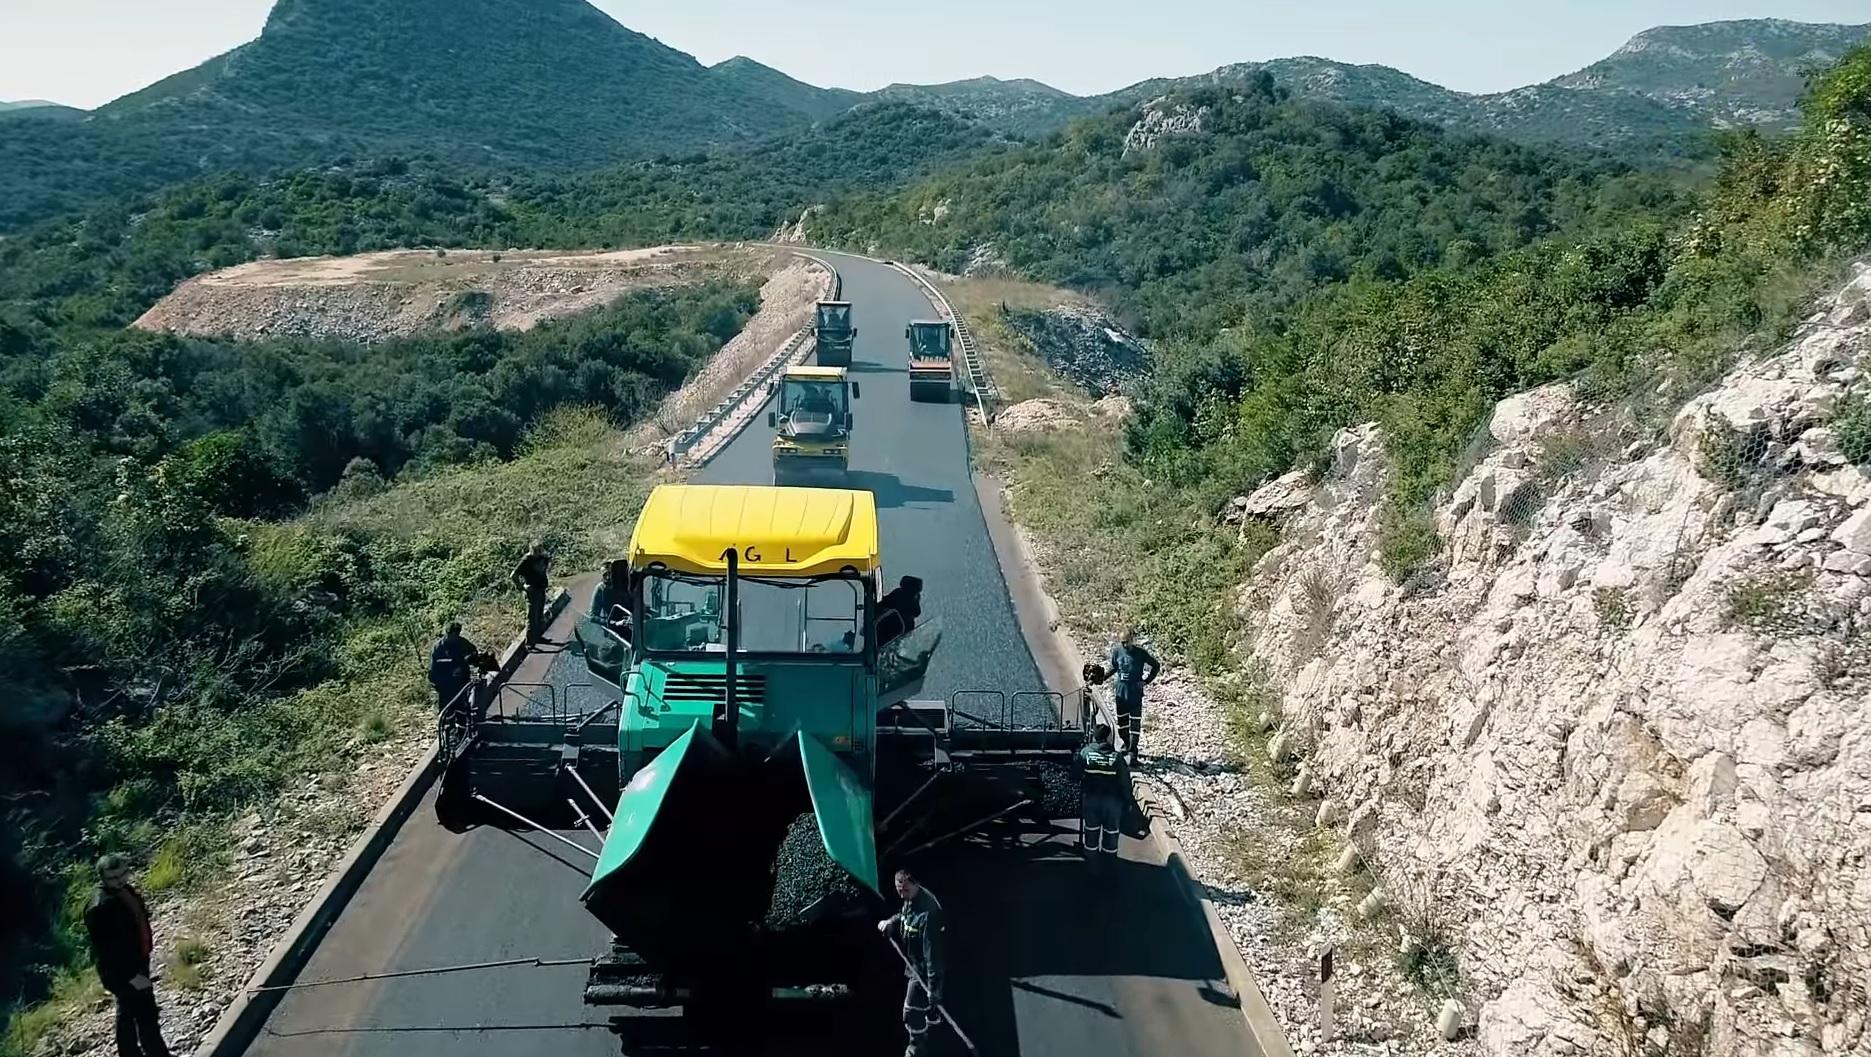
[1231,264,1871,1056]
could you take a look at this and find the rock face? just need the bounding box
[1231,263,1871,1056]
[994,398,1083,436]
[1001,304,1150,396]
[1122,97,1210,157]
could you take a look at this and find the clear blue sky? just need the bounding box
[1,0,1864,109]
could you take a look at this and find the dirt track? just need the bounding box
[134,244,783,343]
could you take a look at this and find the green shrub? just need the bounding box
[1835,396,1871,465]
[1725,570,1818,636]
[1378,501,1441,582]
[1594,588,1635,630]
[1696,420,1759,492]
[140,841,187,894]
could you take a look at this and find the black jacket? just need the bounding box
[85,887,153,991]
[514,553,550,593]
[877,586,922,642]
[428,634,479,693]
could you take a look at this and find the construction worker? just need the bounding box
[512,541,552,645]
[877,575,924,646]
[1078,723,1129,865]
[85,855,173,1057]
[590,560,631,626]
[878,867,945,1057]
[427,622,480,713]
[1109,628,1161,765]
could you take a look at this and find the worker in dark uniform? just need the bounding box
[1078,723,1129,866]
[427,622,480,713]
[512,541,552,645]
[876,575,924,647]
[85,855,173,1057]
[1108,628,1161,765]
[590,560,631,625]
[878,867,944,1057]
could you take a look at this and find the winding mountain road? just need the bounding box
[245,251,1257,1057]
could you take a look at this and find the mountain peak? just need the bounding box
[1556,17,1868,125]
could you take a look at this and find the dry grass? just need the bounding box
[941,275,1090,405]
[1292,565,1340,658]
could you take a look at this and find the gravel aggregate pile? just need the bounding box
[1031,761,1082,820]
[765,812,864,930]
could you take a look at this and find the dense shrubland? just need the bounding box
[808,76,1689,338]
[1115,45,1871,574]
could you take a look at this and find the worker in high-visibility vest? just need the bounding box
[1107,628,1161,764]
[879,867,945,1057]
[1077,723,1130,865]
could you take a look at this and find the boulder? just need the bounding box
[1489,384,1576,446]
[1642,818,1768,919]
[1239,469,1314,520]
[1832,507,1871,557]
[1765,499,1820,534]
[1794,427,1846,467]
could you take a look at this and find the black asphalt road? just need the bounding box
[696,251,1048,722]
[246,253,1255,1057]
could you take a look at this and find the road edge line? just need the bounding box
[972,476,1298,1057]
[191,588,571,1057]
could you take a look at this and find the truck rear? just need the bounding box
[905,320,954,404]
[814,301,856,368]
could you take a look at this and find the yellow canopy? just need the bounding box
[783,365,848,381]
[628,485,879,577]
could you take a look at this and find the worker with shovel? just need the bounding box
[427,621,482,714]
[879,867,946,1057]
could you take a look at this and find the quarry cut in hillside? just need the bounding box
[134,244,781,342]
[1228,263,1871,1057]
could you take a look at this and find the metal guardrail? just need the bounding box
[665,256,844,464]
[890,262,998,424]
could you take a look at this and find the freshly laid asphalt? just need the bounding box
[246,251,1258,1057]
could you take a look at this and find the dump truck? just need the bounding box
[905,320,954,403]
[813,301,856,368]
[769,364,858,486]
[438,484,1084,1048]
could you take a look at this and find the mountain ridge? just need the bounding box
[880,17,1869,146]
[0,6,1863,230]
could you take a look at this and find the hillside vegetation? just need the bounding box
[811,79,1687,339]
[0,263,755,1026]
[0,103,986,329]
[1120,43,1871,578]
[964,44,1871,682]
[0,0,878,230]
[879,44,1871,676]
